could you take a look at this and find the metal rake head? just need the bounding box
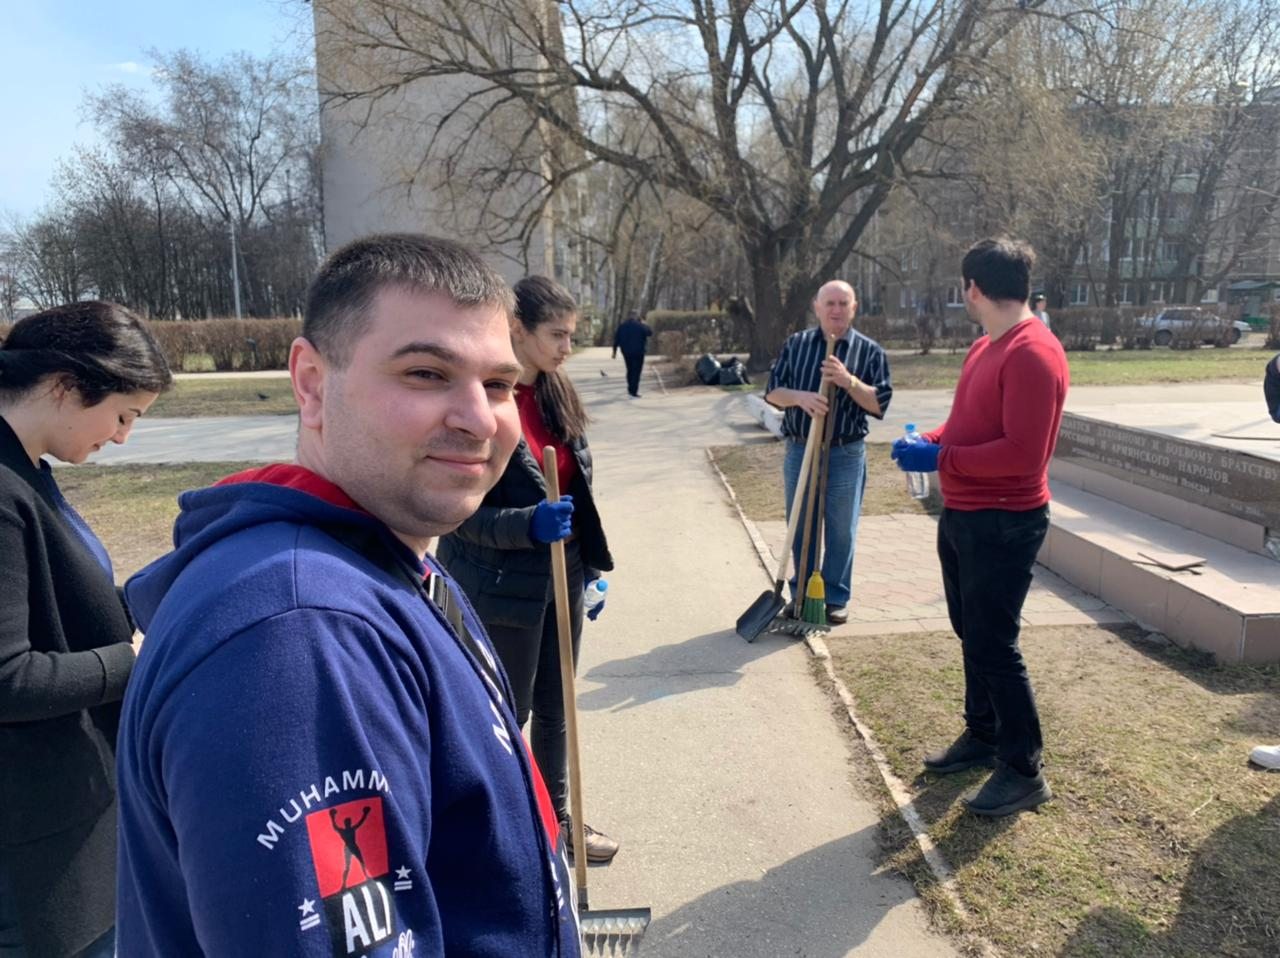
[769,617,831,638]
[581,908,651,956]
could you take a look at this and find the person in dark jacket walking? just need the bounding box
[116,237,582,958]
[440,276,620,863]
[612,312,653,397]
[0,302,170,958]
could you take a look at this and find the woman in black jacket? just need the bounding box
[438,276,619,862]
[0,302,171,958]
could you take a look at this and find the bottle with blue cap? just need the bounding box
[904,424,930,500]
[584,578,608,618]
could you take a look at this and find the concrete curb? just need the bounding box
[706,446,998,958]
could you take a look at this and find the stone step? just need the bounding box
[1043,481,1280,664]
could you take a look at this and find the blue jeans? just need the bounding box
[783,438,867,608]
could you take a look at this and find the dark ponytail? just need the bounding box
[513,276,589,444]
[0,301,173,405]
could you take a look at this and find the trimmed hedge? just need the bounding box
[648,310,742,352]
[145,318,302,371]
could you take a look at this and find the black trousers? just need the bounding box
[937,506,1049,777]
[622,351,645,396]
[486,542,584,820]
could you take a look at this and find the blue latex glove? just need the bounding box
[530,496,574,543]
[895,441,941,473]
[586,597,606,622]
[890,436,913,461]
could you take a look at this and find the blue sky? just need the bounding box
[0,0,313,218]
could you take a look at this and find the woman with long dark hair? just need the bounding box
[0,302,171,957]
[439,276,619,862]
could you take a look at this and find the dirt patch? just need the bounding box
[57,462,258,581]
[710,440,942,520]
[826,624,1280,957]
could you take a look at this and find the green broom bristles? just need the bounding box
[801,571,827,624]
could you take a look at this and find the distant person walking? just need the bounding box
[612,312,653,398]
[1031,294,1051,330]
[893,238,1068,817]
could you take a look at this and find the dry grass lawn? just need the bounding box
[56,462,257,581]
[828,624,1280,957]
[148,378,298,417]
[709,439,941,520]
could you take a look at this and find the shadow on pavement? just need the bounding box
[642,827,918,957]
[577,628,800,712]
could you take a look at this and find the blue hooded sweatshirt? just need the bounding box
[116,465,580,958]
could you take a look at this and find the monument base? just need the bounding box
[1044,413,1280,664]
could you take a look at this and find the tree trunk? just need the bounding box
[745,244,808,372]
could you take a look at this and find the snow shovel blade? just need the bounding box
[736,582,784,642]
[581,907,651,955]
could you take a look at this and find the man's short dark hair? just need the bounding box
[303,234,515,366]
[961,238,1036,304]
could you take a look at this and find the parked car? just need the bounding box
[1135,307,1250,346]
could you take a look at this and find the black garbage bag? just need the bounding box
[695,353,722,385]
[718,357,750,386]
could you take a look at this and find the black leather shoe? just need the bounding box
[964,763,1052,817]
[923,730,997,774]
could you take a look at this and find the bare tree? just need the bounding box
[88,49,319,316]
[314,0,1059,366]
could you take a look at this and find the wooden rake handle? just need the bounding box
[793,335,838,613]
[541,446,591,908]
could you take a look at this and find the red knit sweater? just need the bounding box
[924,318,1069,511]
[515,383,578,494]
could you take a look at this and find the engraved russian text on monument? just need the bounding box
[1055,414,1280,529]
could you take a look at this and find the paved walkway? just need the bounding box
[565,350,959,956]
[753,514,1130,636]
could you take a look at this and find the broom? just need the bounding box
[790,336,836,621]
[542,446,651,955]
[801,362,841,628]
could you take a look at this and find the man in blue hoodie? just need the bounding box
[116,235,582,957]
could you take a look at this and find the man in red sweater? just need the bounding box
[892,237,1069,817]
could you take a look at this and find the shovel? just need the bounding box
[735,401,824,642]
[542,446,651,955]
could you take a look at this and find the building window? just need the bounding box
[899,287,908,309]
[946,285,963,306]
[1119,283,1134,304]
[1070,283,1089,305]
[1200,288,1219,304]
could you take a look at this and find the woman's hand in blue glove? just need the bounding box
[530,496,574,543]
[890,437,913,461]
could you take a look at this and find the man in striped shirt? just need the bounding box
[765,281,893,624]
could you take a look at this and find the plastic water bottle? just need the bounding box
[904,423,930,500]
[584,579,608,614]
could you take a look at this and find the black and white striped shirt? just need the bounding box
[766,326,893,442]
